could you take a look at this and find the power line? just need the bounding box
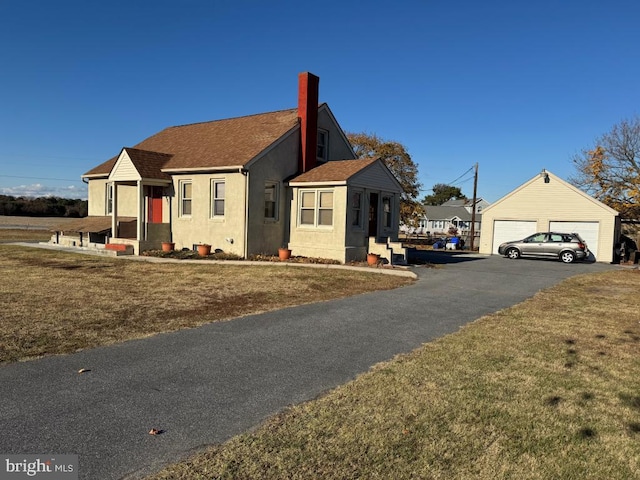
[0,153,94,162]
[454,177,474,185]
[446,166,475,186]
[0,174,85,183]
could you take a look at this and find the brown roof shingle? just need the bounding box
[125,148,173,180]
[50,216,136,233]
[83,108,300,177]
[289,158,379,183]
[83,157,117,177]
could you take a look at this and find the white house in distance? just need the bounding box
[479,169,620,263]
[417,198,489,235]
[441,197,490,214]
[52,72,406,264]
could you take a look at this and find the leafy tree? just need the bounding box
[571,116,640,219]
[347,132,424,227]
[422,184,467,205]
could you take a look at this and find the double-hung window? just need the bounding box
[106,184,113,215]
[382,196,392,228]
[299,189,333,227]
[317,130,328,162]
[264,182,278,220]
[180,181,192,217]
[211,179,225,218]
[351,191,362,228]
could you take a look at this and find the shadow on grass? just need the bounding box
[578,427,597,439]
[619,393,640,410]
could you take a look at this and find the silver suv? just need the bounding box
[498,232,589,263]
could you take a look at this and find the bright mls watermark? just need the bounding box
[0,455,77,479]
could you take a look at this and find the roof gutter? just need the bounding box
[288,180,348,187]
[82,174,109,180]
[161,166,245,174]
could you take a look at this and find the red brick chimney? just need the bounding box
[298,72,319,173]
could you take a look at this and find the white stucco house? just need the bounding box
[52,72,406,264]
[479,169,621,263]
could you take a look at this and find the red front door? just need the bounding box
[148,187,163,224]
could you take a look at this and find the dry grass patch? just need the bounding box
[0,228,52,243]
[148,270,640,480]
[0,245,412,363]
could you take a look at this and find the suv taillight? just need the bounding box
[578,242,586,250]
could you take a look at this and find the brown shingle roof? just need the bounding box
[125,148,172,180]
[50,216,136,233]
[83,108,300,177]
[289,158,379,183]
[83,157,117,177]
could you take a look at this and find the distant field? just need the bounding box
[0,216,79,230]
[0,216,81,243]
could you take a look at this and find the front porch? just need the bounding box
[99,147,175,254]
[106,215,171,255]
[106,178,172,255]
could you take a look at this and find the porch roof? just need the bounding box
[124,148,173,181]
[288,157,379,184]
[50,216,136,233]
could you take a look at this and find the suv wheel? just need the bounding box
[506,247,520,259]
[560,251,575,263]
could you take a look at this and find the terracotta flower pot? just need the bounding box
[161,242,175,252]
[197,244,211,256]
[367,253,380,266]
[278,248,292,261]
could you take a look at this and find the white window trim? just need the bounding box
[298,188,334,229]
[264,181,279,222]
[106,183,113,215]
[317,129,328,163]
[179,180,192,218]
[210,178,225,219]
[350,189,363,230]
[382,195,393,229]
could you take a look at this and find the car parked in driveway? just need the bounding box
[498,232,589,263]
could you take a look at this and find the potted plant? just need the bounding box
[278,246,292,261]
[197,244,211,256]
[161,241,175,252]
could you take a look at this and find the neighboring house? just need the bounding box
[417,205,481,235]
[441,197,490,215]
[479,169,620,263]
[409,197,488,236]
[54,72,406,264]
[402,198,487,237]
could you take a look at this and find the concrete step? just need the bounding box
[105,243,135,255]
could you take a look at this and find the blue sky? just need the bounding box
[1,0,639,202]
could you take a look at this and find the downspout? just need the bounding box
[242,168,249,259]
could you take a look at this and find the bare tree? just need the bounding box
[571,116,640,219]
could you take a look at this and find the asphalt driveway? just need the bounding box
[0,253,618,479]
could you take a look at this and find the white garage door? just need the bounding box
[549,221,599,260]
[492,220,537,254]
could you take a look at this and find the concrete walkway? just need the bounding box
[0,250,619,479]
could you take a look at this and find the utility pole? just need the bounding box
[469,163,479,251]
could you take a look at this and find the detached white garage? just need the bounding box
[479,170,620,263]
[491,220,537,254]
